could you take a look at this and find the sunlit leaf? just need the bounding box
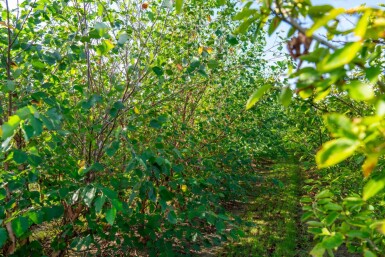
[322,233,343,249]
[280,87,292,107]
[306,8,345,37]
[347,80,374,101]
[364,250,377,257]
[363,178,385,201]
[316,138,359,168]
[2,115,21,140]
[268,16,280,36]
[355,10,371,38]
[318,42,362,72]
[310,243,325,257]
[362,155,378,177]
[246,84,272,110]
[324,114,357,139]
[175,0,183,13]
[12,216,30,238]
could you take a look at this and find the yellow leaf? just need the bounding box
[206,47,213,54]
[78,160,86,168]
[181,185,187,192]
[354,10,371,38]
[377,221,385,234]
[198,46,203,55]
[0,127,2,137]
[134,106,140,114]
[176,64,183,71]
[207,15,212,22]
[362,155,378,177]
[0,21,15,30]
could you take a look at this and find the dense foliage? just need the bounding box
[0,0,274,255]
[2,0,385,256]
[237,0,385,256]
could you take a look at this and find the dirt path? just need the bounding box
[209,163,312,257]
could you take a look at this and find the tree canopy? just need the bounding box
[1,0,385,256]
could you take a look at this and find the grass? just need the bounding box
[217,162,312,257]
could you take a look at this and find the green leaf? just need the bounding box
[233,8,256,21]
[364,250,377,257]
[347,80,374,101]
[246,84,272,110]
[30,117,43,137]
[12,216,30,238]
[149,119,162,129]
[280,87,292,107]
[175,0,183,13]
[226,35,238,45]
[31,60,45,70]
[159,187,174,201]
[0,228,7,248]
[167,211,177,224]
[324,211,339,226]
[0,188,6,201]
[316,138,359,168]
[235,17,257,35]
[308,5,334,16]
[318,42,362,72]
[43,205,64,221]
[13,149,28,164]
[16,106,36,119]
[118,33,129,45]
[2,115,21,140]
[106,207,117,225]
[306,8,345,37]
[96,39,114,55]
[152,66,164,76]
[366,66,381,84]
[355,10,371,38]
[207,59,219,69]
[106,141,120,157]
[315,190,333,199]
[83,187,97,207]
[346,230,370,239]
[323,203,342,211]
[310,243,325,257]
[322,233,343,249]
[27,211,43,225]
[216,0,225,6]
[94,195,106,214]
[324,114,357,139]
[268,17,281,36]
[363,178,385,201]
[6,80,15,91]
